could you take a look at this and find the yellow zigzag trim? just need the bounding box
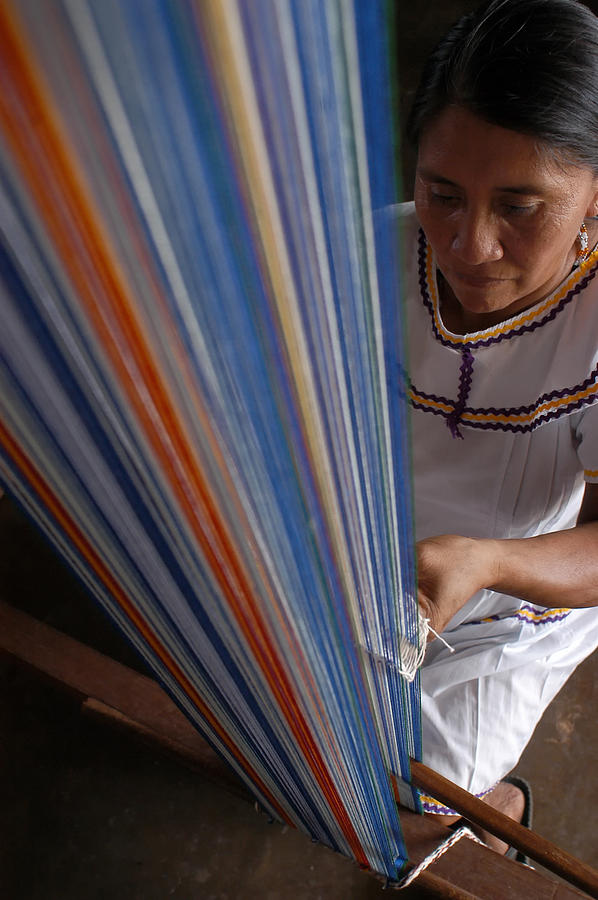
[409,382,598,425]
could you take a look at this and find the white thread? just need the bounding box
[395,618,428,682]
[359,613,427,682]
[360,614,455,683]
[396,615,455,680]
[397,825,485,889]
[426,622,456,654]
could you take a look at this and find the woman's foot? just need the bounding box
[472,780,526,854]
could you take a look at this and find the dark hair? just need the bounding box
[406,0,598,172]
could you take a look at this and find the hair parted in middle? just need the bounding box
[406,0,598,173]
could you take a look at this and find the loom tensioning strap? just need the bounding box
[396,825,485,890]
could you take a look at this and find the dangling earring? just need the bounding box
[576,222,589,263]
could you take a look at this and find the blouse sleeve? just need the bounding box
[574,402,598,483]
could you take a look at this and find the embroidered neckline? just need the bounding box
[417,229,598,349]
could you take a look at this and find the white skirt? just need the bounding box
[419,601,598,813]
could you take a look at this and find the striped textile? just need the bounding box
[0,0,421,878]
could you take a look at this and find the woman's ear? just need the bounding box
[585,181,598,218]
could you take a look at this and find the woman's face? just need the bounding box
[414,106,598,331]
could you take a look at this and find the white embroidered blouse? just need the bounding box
[387,202,598,627]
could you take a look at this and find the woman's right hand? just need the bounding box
[417,534,499,636]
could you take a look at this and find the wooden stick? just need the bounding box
[402,870,482,899]
[0,600,590,899]
[406,760,598,898]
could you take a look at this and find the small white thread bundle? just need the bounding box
[397,615,455,682]
[365,613,455,683]
[395,614,428,681]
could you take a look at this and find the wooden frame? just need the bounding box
[2,599,595,899]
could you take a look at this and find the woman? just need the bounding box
[392,0,598,852]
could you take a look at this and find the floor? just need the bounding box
[2,488,598,900]
[4,2,598,897]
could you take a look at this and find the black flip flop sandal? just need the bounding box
[502,774,533,866]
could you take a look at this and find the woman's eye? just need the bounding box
[430,191,460,205]
[503,203,538,217]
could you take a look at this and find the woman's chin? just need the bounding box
[442,281,519,328]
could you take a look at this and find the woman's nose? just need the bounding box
[451,211,503,265]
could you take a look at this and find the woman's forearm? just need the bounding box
[417,520,598,635]
[489,521,598,609]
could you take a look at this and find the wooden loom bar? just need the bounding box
[407,760,598,898]
[396,871,479,899]
[0,599,592,898]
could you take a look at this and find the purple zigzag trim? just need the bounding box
[421,784,495,815]
[467,605,571,627]
[417,229,598,349]
[420,799,461,815]
[517,604,571,626]
[410,362,598,433]
[411,392,598,433]
[482,366,598,415]
[447,348,474,439]
[413,363,598,413]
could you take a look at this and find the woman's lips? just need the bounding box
[451,270,509,287]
